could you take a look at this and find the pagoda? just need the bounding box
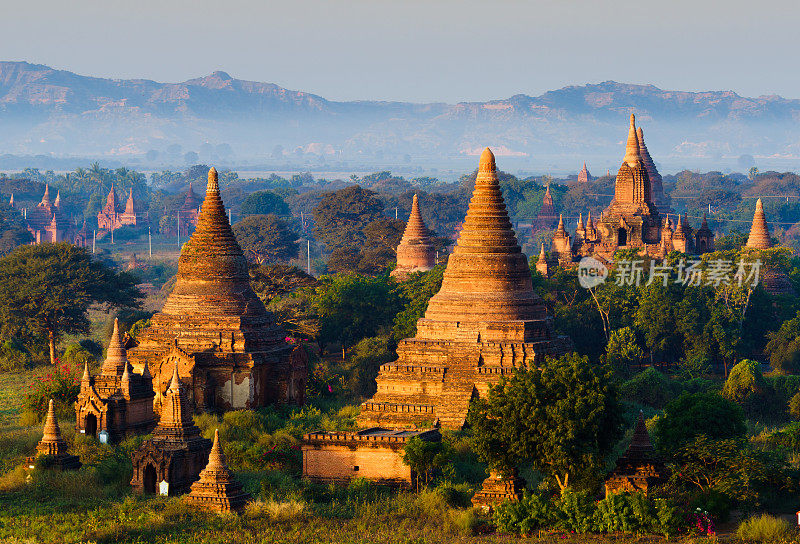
[185,429,250,513]
[119,187,148,227]
[577,162,591,184]
[605,412,665,495]
[131,366,212,495]
[636,127,669,212]
[391,194,436,279]
[532,184,558,231]
[30,400,81,470]
[179,182,202,236]
[127,168,306,414]
[74,318,156,442]
[24,184,70,244]
[358,148,570,430]
[746,199,772,249]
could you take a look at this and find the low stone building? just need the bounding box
[127,168,306,414]
[29,399,81,470]
[130,367,212,495]
[74,319,155,442]
[391,194,437,279]
[471,469,525,509]
[185,429,250,513]
[302,427,440,487]
[605,412,665,495]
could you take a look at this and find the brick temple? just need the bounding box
[358,148,571,430]
[552,114,713,264]
[185,429,250,513]
[74,318,156,442]
[126,167,306,414]
[390,193,436,279]
[604,412,665,495]
[97,184,148,232]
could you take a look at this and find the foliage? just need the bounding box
[653,392,746,452]
[391,265,445,341]
[233,214,299,265]
[736,513,796,543]
[620,367,680,409]
[723,359,778,420]
[345,335,395,397]
[61,343,97,368]
[240,190,290,216]
[605,327,643,375]
[468,353,624,490]
[313,185,384,252]
[0,243,141,364]
[0,339,33,371]
[401,436,452,490]
[765,311,800,373]
[23,360,81,421]
[790,392,800,420]
[313,273,401,348]
[493,491,556,535]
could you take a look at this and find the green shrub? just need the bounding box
[0,339,32,370]
[345,335,395,397]
[790,392,800,420]
[434,481,473,508]
[61,343,97,367]
[620,367,679,408]
[654,391,746,452]
[768,374,800,404]
[23,361,82,422]
[723,359,777,420]
[556,488,596,533]
[493,491,556,535]
[736,514,795,543]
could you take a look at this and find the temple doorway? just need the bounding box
[617,228,627,246]
[699,239,707,252]
[144,464,157,494]
[85,414,97,438]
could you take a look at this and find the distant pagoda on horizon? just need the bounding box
[358,148,571,430]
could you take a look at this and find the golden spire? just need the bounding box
[207,167,219,194]
[624,113,641,167]
[102,318,128,376]
[555,214,566,236]
[478,147,496,177]
[159,365,193,429]
[747,198,772,249]
[538,243,547,263]
[577,212,584,230]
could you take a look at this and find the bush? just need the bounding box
[620,367,679,408]
[736,514,795,543]
[790,392,800,420]
[61,343,97,367]
[723,359,779,420]
[0,339,32,371]
[345,335,395,397]
[23,361,82,422]
[556,488,596,533]
[653,391,746,452]
[494,491,556,535]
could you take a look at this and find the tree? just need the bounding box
[653,392,746,453]
[233,215,299,265]
[765,312,800,373]
[312,273,401,348]
[313,185,384,252]
[392,265,445,341]
[468,354,624,491]
[605,327,643,375]
[722,359,778,420]
[240,190,290,216]
[0,243,141,364]
[401,436,452,491]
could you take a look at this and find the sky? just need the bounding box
[1,0,799,103]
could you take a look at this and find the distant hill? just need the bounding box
[1,61,799,170]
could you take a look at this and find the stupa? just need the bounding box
[532,184,558,231]
[391,194,436,279]
[358,148,571,430]
[131,366,212,495]
[127,168,306,414]
[636,127,668,212]
[30,399,81,470]
[471,469,526,509]
[74,318,156,442]
[747,199,772,249]
[185,429,250,513]
[605,412,665,495]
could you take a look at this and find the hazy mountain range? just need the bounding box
[1,61,799,172]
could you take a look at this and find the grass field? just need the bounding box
[0,368,751,543]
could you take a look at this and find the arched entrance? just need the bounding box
[85,414,98,438]
[617,228,627,247]
[699,239,707,252]
[143,464,157,494]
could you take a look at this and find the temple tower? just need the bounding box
[131,366,212,495]
[605,412,664,495]
[358,148,570,430]
[636,127,667,211]
[746,199,772,249]
[578,162,591,184]
[127,168,306,413]
[185,429,250,513]
[32,399,81,470]
[533,184,558,231]
[391,194,436,279]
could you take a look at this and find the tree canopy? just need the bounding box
[233,214,299,265]
[240,190,290,216]
[0,243,141,364]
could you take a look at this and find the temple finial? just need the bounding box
[207,167,219,194]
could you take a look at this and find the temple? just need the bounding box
[390,194,436,279]
[97,185,148,232]
[637,127,669,212]
[532,184,558,231]
[471,469,525,509]
[358,148,570,430]
[74,319,156,442]
[605,412,665,495]
[185,429,250,513]
[24,185,71,244]
[30,399,81,470]
[131,366,212,495]
[552,114,713,263]
[577,162,591,184]
[178,182,202,236]
[747,199,772,249]
[126,168,306,414]
[745,199,795,296]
